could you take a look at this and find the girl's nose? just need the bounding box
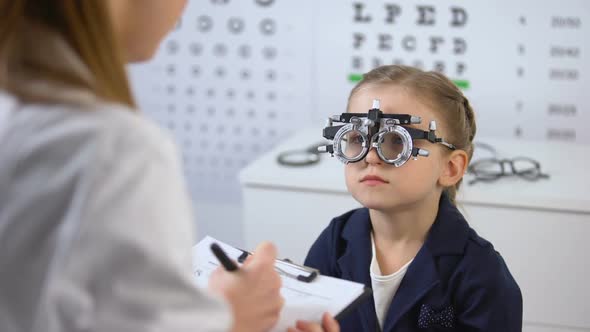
[364,146,382,165]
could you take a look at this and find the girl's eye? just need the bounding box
[350,135,362,144]
[390,137,402,144]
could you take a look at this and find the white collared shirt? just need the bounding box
[370,234,414,330]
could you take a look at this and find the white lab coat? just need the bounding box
[0,86,231,332]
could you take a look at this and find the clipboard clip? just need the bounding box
[237,250,319,283]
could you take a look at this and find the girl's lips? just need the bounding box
[360,175,389,184]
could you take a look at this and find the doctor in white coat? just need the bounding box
[0,1,293,331]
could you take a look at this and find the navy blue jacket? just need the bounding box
[305,194,522,331]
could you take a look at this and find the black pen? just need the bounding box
[210,242,239,272]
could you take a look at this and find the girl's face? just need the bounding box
[108,0,187,62]
[344,84,451,212]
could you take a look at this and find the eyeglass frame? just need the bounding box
[467,156,549,185]
[333,120,456,167]
[319,100,457,167]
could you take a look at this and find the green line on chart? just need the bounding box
[348,73,363,83]
[453,79,470,90]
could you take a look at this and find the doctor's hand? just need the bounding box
[208,241,284,332]
[288,312,340,332]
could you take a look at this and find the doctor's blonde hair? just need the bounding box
[0,0,135,108]
[349,65,477,205]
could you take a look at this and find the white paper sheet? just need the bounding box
[192,236,368,331]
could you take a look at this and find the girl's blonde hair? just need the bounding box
[349,65,477,205]
[0,0,135,108]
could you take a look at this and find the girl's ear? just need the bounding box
[439,149,469,187]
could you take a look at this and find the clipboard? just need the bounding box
[236,247,372,321]
[236,249,319,283]
[192,236,372,331]
[334,286,372,321]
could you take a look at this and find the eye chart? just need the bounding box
[315,0,589,142]
[129,0,588,202]
[129,0,314,202]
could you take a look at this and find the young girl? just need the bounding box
[304,65,522,332]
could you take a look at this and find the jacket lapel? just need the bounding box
[381,245,439,331]
[336,209,378,332]
[335,194,471,332]
[382,193,471,331]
